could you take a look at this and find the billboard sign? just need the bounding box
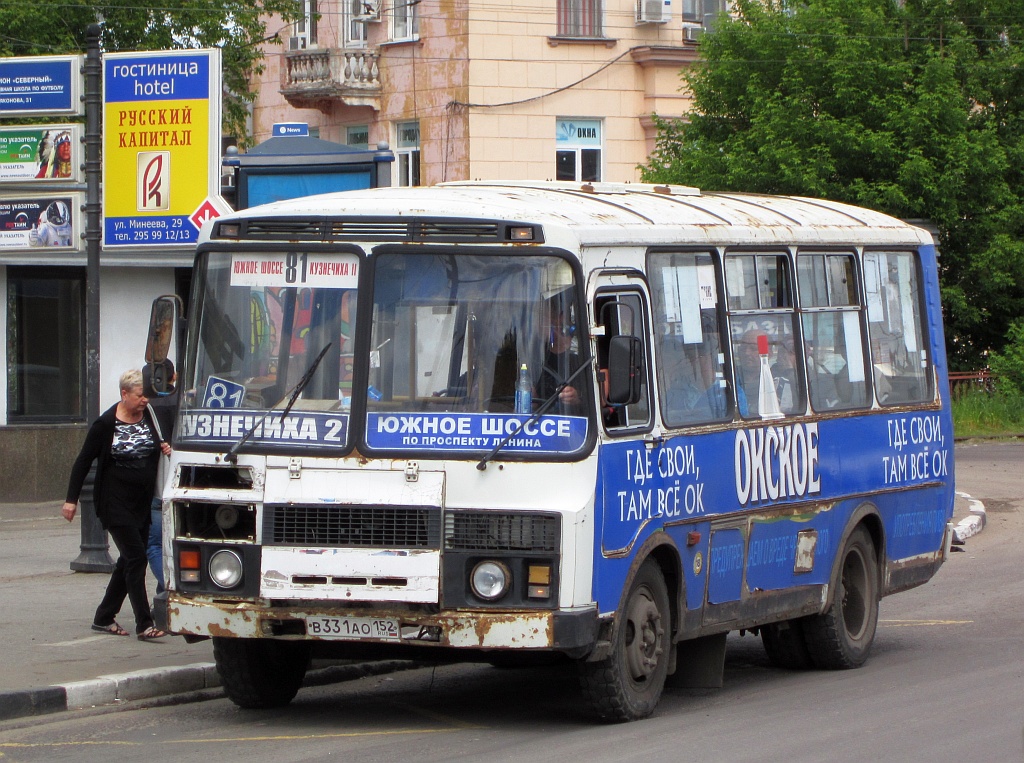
[103,49,225,248]
[0,124,83,183]
[0,56,82,117]
[0,195,82,251]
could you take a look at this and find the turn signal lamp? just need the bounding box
[179,547,201,583]
[527,564,551,599]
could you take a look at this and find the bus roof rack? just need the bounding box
[438,180,701,196]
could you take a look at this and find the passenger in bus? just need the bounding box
[661,338,729,423]
[806,340,842,409]
[733,330,763,417]
[771,335,800,413]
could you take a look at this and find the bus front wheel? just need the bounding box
[803,526,879,669]
[578,560,671,722]
[213,637,310,709]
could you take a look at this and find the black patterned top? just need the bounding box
[111,419,156,461]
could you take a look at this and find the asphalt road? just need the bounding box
[0,441,1020,762]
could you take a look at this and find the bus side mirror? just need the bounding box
[606,335,642,406]
[146,295,183,395]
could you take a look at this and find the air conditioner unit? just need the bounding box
[637,0,671,24]
[354,0,381,21]
[288,35,307,50]
[683,25,703,41]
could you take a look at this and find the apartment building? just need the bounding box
[250,0,726,184]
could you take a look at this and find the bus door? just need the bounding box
[592,276,662,569]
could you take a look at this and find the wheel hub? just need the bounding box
[624,587,664,682]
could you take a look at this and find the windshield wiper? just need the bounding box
[224,342,332,463]
[476,357,592,471]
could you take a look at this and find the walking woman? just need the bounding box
[61,369,171,640]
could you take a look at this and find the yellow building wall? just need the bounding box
[250,0,702,185]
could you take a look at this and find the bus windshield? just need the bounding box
[364,251,591,456]
[180,249,359,452]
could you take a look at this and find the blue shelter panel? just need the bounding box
[246,170,372,207]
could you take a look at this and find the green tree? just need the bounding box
[642,0,1024,370]
[0,0,302,144]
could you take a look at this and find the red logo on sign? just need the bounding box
[137,151,170,211]
[190,200,221,232]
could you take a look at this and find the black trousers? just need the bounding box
[94,523,153,634]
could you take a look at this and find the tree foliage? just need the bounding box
[0,0,301,144]
[642,0,1024,370]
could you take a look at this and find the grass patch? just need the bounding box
[951,389,1024,438]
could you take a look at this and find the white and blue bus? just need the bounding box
[154,181,955,721]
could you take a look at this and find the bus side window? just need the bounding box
[725,253,804,418]
[649,251,732,427]
[863,251,932,404]
[595,292,651,430]
[797,253,871,411]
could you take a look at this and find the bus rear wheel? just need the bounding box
[803,526,879,669]
[213,637,311,709]
[578,560,671,722]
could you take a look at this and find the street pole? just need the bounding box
[71,22,113,573]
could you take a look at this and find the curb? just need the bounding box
[0,662,220,723]
[953,491,987,543]
[0,659,420,724]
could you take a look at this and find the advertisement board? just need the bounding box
[0,195,82,251]
[102,49,225,248]
[0,124,83,183]
[0,56,82,118]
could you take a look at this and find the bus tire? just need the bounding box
[803,526,879,670]
[577,560,671,722]
[213,637,310,709]
[760,618,813,670]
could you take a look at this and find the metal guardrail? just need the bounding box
[948,369,994,397]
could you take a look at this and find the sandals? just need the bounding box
[137,626,167,641]
[91,621,129,636]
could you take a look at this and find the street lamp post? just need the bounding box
[71,23,113,573]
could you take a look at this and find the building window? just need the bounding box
[292,0,318,49]
[346,125,370,150]
[556,119,602,182]
[343,0,369,47]
[681,0,727,25]
[392,0,419,41]
[6,268,85,420]
[395,121,420,186]
[557,0,602,37]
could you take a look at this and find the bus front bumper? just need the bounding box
[167,593,598,652]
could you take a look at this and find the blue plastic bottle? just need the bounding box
[514,363,532,414]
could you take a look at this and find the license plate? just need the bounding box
[305,615,400,641]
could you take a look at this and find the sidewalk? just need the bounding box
[0,500,219,720]
[0,487,987,722]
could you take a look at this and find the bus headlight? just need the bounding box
[470,560,511,601]
[209,549,243,589]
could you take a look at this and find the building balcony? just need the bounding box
[280,48,381,111]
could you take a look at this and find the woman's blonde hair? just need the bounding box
[119,369,144,392]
